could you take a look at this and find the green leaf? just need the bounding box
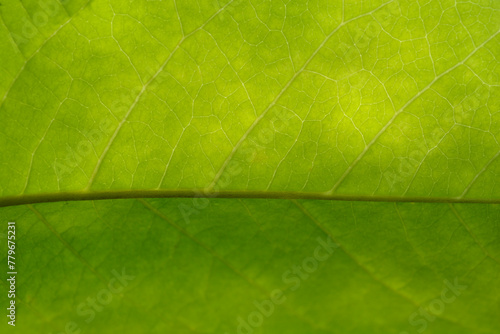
[0,0,499,333]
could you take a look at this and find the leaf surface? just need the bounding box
[0,0,499,333]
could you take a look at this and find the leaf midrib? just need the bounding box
[1,189,499,208]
